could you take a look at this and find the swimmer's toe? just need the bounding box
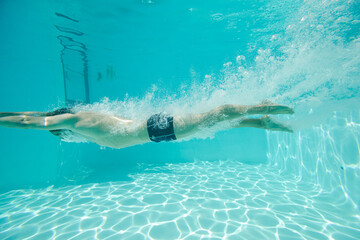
[261,115,293,132]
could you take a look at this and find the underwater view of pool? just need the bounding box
[0,0,359,239]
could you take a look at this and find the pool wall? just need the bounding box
[268,109,360,210]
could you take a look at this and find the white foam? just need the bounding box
[68,0,359,137]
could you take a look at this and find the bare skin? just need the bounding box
[0,103,294,149]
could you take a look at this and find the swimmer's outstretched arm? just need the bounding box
[0,113,76,130]
[0,111,46,117]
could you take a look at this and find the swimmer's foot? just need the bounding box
[247,104,294,115]
[260,100,294,115]
[261,115,293,132]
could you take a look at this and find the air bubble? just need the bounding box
[211,13,224,21]
[236,55,246,64]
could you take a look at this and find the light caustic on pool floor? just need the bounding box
[0,160,359,240]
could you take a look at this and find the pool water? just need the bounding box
[0,0,360,239]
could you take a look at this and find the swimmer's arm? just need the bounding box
[0,111,46,117]
[0,113,76,130]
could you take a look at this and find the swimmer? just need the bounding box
[0,102,294,149]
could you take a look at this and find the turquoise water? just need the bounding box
[0,0,360,239]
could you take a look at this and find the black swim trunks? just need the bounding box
[147,113,177,142]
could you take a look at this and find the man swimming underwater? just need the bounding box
[0,103,294,149]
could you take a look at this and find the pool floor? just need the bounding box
[1,160,359,239]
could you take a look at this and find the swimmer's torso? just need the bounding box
[70,112,150,148]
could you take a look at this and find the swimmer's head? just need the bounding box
[49,129,88,143]
[49,129,67,138]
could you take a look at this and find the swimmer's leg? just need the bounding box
[199,103,294,124]
[173,103,294,138]
[232,116,293,132]
[174,103,294,138]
